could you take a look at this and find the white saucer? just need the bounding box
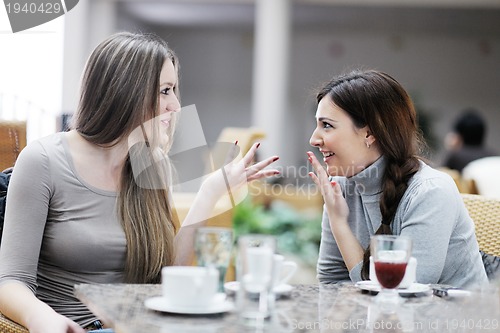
[144,293,234,314]
[224,281,293,297]
[355,281,431,296]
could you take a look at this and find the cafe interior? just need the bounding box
[1,0,500,332]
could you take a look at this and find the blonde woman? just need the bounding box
[0,32,279,333]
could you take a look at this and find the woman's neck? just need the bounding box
[66,130,128,191]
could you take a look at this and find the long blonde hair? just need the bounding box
[74,32,179,283]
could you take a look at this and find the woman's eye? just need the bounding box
[322,121,332,129]
[160,88,171,95]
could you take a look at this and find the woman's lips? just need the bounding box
[322,152,335,163]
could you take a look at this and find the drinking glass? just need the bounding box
[195,227,233,292]
[371,235,412,309]
[236,234,276,325]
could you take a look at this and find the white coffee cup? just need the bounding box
[245,246,274,287]
[162,266,219,308]
[272,254,297,288]
[369,256,417,289]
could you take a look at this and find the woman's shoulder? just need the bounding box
[17,132,66,165]
[395,161,464,221]
[22,132,65,153]
[406,160,459,197]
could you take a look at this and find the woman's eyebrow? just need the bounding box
[160,81,176,87]
[317,117,337,122]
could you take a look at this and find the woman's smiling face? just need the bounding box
[156,59,180,143]
[158,59,180,125]
[309,97,381,177]
[128,59,180,149]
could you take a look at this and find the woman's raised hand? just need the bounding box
[229,142,280,181]
[306,151,349,221]
[201,142,279,200]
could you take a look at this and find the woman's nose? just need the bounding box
[309,129,322,147]
[167,103,180,112]
[167,96,181,112]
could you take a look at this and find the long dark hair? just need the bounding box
[317,69,424,279]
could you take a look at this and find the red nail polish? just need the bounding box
[273,156,279,162]
[256,143,261,149]
[234,140,238,145]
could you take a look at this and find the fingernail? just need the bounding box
[234,140,238,145]
[256,142,261,149]
[272,156,279,162]
[274,171,280,175]
[330,181,336,186]
[308,156,312,162]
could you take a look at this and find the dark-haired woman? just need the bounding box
[307,69,487,288]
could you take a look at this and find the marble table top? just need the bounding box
[74,282,500,333]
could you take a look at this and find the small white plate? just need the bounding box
[224,281,294,297]
[355,281,431,296]
[144,293,234,314]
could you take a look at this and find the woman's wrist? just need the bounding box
[25,304,58,332]
[198,179,220,204]
[326,209,349,227]
[198,170,228,202]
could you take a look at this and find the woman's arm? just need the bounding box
[317,208,351,283]
[173,142,279,265]
[396,175,460,284]
[172,184,218,266]
[0,142,85,333]
[307,152,364,272]
[0,282,83,333]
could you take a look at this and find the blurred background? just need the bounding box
[1,0,500,281]
[1,0,500,166]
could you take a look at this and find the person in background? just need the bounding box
[443,109,495,173]
[307,69,487,288]
[0,32,279,333]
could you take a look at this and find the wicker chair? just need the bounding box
[0,122,29,332]
[0,121,27,171]
[0,313,28,333]
[462,194,500,257]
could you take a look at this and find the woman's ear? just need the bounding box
[363,127,376,148]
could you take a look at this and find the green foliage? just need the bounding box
[232,198,323,267]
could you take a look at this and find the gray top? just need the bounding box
[317,157,488,288]
[0,132,126,327]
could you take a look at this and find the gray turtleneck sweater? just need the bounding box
[317,157,488,288]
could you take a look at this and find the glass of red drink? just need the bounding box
[371,235,412,308]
